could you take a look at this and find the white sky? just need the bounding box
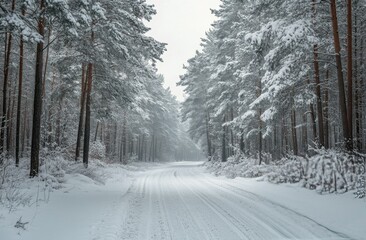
[146,0,221,102]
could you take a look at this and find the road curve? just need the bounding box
[118,162,349,240]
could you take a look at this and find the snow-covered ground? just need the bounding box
[1,161,364,240]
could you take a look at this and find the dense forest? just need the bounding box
[0,1,365,239]
[0,0,200,177]
[181,0,366,161]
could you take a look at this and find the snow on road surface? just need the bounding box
[117,162,350,240]
[1,161,362,240]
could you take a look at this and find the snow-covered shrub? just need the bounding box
[206,155,275,179]
[67,160,106,185]
[89,141,106,160]
[266,156,305,184]
[206,150,365,196]
[0,159,32,212]
[0,182,32,213]
[302,150,358,194]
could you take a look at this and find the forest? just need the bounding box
[180,0,365,195]
[0,1,366,239]
[0,0,201,177]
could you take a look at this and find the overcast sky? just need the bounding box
[146,0,221,101]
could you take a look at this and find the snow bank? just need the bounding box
[0,156,133,240]
[206,150,366,196]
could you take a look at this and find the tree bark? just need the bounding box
[358,25,364,152]
[346,0,353,149]
[30,0,46,177]
[1,0,16,154]
[122,115,127,164]
[312,0,325,147]
[354,14,361,152]
[324,70,330,149]
[205,112,212,158]
[329,0,351,151]
[221,117,227,162]
[75,64,87,161]
[302,111,308,153]
[42,28,52,97]
[82,63,93,168]
[15,7,25,166]
[291,109,298,155]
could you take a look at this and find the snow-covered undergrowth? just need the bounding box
[0,153,131,215]
[206,150,366,196]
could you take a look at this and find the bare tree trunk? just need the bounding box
[94,121,99,142]
[221,116,227,162]
[56,100,62,146]
[330,0,351,151]
[240,130,245,154]
[7,81,17,155]
[312,0,325,147]
[30,0,45,177]
[47,69,56,146]
[16,7,25,166]
[358,24,364,152]
[42,28,52,97]
[21,95,28,156]
[75,64,87,161]
[257,77,263,164]
[83,63,93,168]
[354,14,361,152]
[302,112,308,153]
[346,0,353,149]
[1,0,16,154]
[291,109,298,155]
[258,109,263,164]
[324,70,330,149]
[307,77,317,144]
[122,115,127,164]
[205,112,212,158]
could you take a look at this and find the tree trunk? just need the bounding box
[354,14,361,152]
[7,81,16,155]
[21,95,28,156]
[42,28,52,97]
[46,69,56,146]
[1,0,16,154]
[82,63,93,168]
[291,109,298,155]
[205,112,212,158]
[324,70,330,149]
[16,7,25,166]
[221,117,227,162]
[329,0,351,151]
[307,77,318,145]
[30,0,45,177]
[312,0,325,147]
[240,131,245,153]
[94,121,99,142]
[75,64,87,161]
[122,115,127,164]
[258,109,263,164]
[302,112,308,153]
[358,24,364,152]
[346,0,353,149]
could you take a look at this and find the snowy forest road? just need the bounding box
[115,162,349,240]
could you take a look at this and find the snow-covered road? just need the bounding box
[114,162,349,240]
[2,161,358,240]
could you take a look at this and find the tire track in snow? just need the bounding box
[189,167,352,240]
[110,162,351,240]
[175,168,269,240]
